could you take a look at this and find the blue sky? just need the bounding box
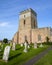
[0,0,52,40]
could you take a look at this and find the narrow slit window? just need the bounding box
[24,20,25,26]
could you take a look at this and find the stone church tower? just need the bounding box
[13,8,52,44]
[18,8,37,43]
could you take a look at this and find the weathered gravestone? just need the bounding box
[39,43,43,47]
[28,45,30,49]
[34,42,37,48]
[3,46,10,62]
[23,42,28,53]
[12,42,16,50]
[21,43,23,47]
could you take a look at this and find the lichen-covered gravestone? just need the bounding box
[23,42,28,53]
[12,42,16,51]
[21,43,23,47]
[3,46,10,62]
[39,43,43,47]
[34,42,37,48]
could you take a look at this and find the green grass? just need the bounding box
[0,44,50,65]
[34,50,52,65]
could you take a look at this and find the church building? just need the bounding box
[12,8,52,44]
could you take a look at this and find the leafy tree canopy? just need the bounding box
[3,38,8,43]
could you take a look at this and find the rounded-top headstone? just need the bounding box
[12,42,16,51]
[3,46,10,62]
[23,42,28,53]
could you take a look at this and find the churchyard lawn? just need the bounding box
[0,43,51,65]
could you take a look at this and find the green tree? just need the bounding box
[3,38,8,43]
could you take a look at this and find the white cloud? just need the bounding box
[0,22,9,27]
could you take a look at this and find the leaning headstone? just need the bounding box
[3,46,10,62]
[12,42,16,51]
[23,42,28,53]
[21,43,23,47]
[39,43,43,47]
[34,42,37,48]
